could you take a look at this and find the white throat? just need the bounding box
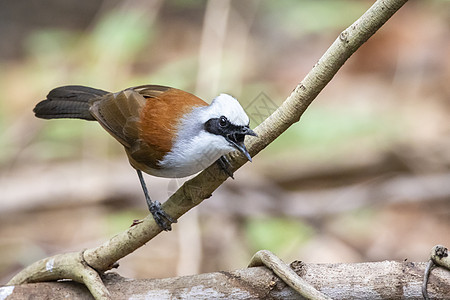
[158,130,233,178]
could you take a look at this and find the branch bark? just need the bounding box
[4,261,449,299]
[7,0,411,298]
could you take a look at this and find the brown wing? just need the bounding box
[89,85,207,172]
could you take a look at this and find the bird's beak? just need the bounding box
[226,126,257,162]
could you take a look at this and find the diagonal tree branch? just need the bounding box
[8,0,410,298]
[83,0,410,271]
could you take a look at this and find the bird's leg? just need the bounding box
[217,155,234,179]
[136,169,177,231]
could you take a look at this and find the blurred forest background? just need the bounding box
[1,0,449,283]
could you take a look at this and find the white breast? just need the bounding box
[156,131,234,178]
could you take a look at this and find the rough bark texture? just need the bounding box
[3,261,449,299]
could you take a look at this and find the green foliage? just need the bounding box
[22,8,155,88]
[262,0,370,36]
[145,56,199,90]
[89,10,154,64]
[267,104,403,158]
[106,209,147,236]
[33,120,98,160]
[332,208,376,239]
[245,217,314,255]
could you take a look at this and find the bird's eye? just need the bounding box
[219,116,228,127]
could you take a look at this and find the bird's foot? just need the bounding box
[148,200,177,231]
[217,155,234,179]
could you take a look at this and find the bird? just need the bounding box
[33,85,257,231]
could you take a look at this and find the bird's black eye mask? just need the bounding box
[204,116,257,162]
[204,116,248,143]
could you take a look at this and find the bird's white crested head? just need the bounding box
[157,93,256,178]
[201,94,249,126]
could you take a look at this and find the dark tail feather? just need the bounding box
[33,85,109,120]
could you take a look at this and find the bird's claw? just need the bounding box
[149,200,177,231]
[217,155,234,179]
